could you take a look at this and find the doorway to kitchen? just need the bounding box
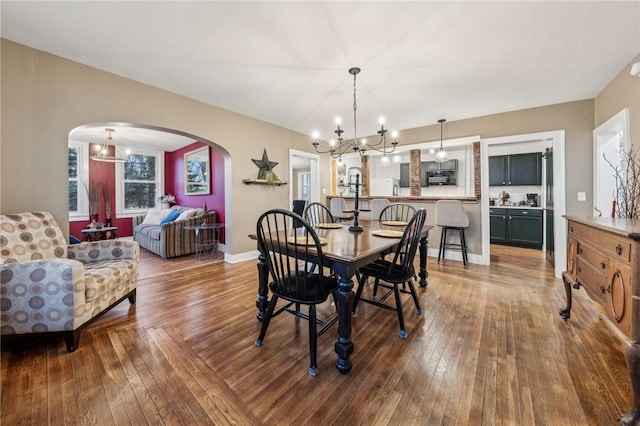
[289,149,320,210]
[481,130,566,278]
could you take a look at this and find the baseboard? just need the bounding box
[225,250,260,264]
[427,247,484,265]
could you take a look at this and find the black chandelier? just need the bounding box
[311,67,399,164]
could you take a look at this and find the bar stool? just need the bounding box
[435,200,469,266]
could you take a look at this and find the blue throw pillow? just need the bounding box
[160,210,181,225]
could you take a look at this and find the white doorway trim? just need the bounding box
[593,108,631,217]
[289,149,320,206]
[481,130,566,278]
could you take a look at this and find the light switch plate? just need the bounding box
[577,192,587,201]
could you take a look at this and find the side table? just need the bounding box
[80,226,118,242]
[184,224,224,260]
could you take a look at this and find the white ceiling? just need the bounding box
[2,1,639,150]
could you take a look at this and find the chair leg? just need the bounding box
[308,304,318,376]
[372,278,380,299]
[438,227,447,263]
[256,295,278,346]
[460,228,468,266]
[407,279,423,315]
[393,284,407,339]
[352,274,367,313]
[63,329,82,352]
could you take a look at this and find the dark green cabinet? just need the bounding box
[489,153,542,186]
[489,156,508,186]
[489,208,508,242]
[399,162,428,187]
[490,208,542,248]
[400,163,409,187]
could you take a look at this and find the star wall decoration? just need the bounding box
[252,149,279,179]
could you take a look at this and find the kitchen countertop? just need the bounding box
[490,205,543,210]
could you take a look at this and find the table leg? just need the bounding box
[418,236,429,287]
[334,275,354,374]
[255,253,269,321]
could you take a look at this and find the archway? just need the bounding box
[68,122,232,256]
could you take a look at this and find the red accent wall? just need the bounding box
[70,142,226,243]
[166,142,225,242]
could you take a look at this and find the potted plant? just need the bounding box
[85,181,104,222]
[262,170,280,187]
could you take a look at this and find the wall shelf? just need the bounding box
[243,179,287,186]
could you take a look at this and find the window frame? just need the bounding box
[116,149,165,218]
[68,142,89,221]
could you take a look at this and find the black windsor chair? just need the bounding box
[303,202,335,227]
[353,208,427,339]
[255,209,339,376]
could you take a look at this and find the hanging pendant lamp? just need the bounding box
[434,119,449,163]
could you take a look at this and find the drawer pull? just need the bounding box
[577,267,581,273]
[522,211,528,215]
[577,247,583,254]
[600,285,606,294]
[601,261,607,269]
[609,269,625,323]
[570,226,574,232]
[616,244,623,256]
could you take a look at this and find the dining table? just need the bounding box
[250,218,433,374]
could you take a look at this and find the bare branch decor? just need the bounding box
[85,181,104,217]
[604,147,640,219]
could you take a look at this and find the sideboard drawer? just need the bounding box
[576,241,608,275]
[570,221,632,263]
[576,256,607,305]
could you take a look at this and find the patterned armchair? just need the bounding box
[0,212,139,352]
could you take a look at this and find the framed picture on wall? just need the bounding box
[184,146,210,195]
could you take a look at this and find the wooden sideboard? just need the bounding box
[561,215,640,425]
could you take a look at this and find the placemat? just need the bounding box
[372,230,404,238]
[287,236,328,245]
[317,223,343,229]
[381,220,408,226]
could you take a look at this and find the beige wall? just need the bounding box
[595,53,640,148]
[326,99,596,220]
[3,38,637,259]
[0,39,313,255]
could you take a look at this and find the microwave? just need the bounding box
[426,170,457,186]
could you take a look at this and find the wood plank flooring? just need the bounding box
[1,245,632,425]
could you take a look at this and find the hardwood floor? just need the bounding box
[1,245,631,425]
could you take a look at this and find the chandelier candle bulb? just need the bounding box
[311,67,400,160]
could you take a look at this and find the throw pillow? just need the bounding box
[160,210,181,225]
[176,209,196,221]
[142,209,171,225]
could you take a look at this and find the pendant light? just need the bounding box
[434,119,449,163]
[90,128,129,163]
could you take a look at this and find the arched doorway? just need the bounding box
[67,122,231,254]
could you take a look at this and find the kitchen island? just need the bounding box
[325,195,482,264]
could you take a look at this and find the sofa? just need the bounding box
[0,211,139,351]
[132,206,218,258]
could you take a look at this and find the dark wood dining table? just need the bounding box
[250,218,432,374]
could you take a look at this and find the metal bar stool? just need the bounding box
[435,200,469,266]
